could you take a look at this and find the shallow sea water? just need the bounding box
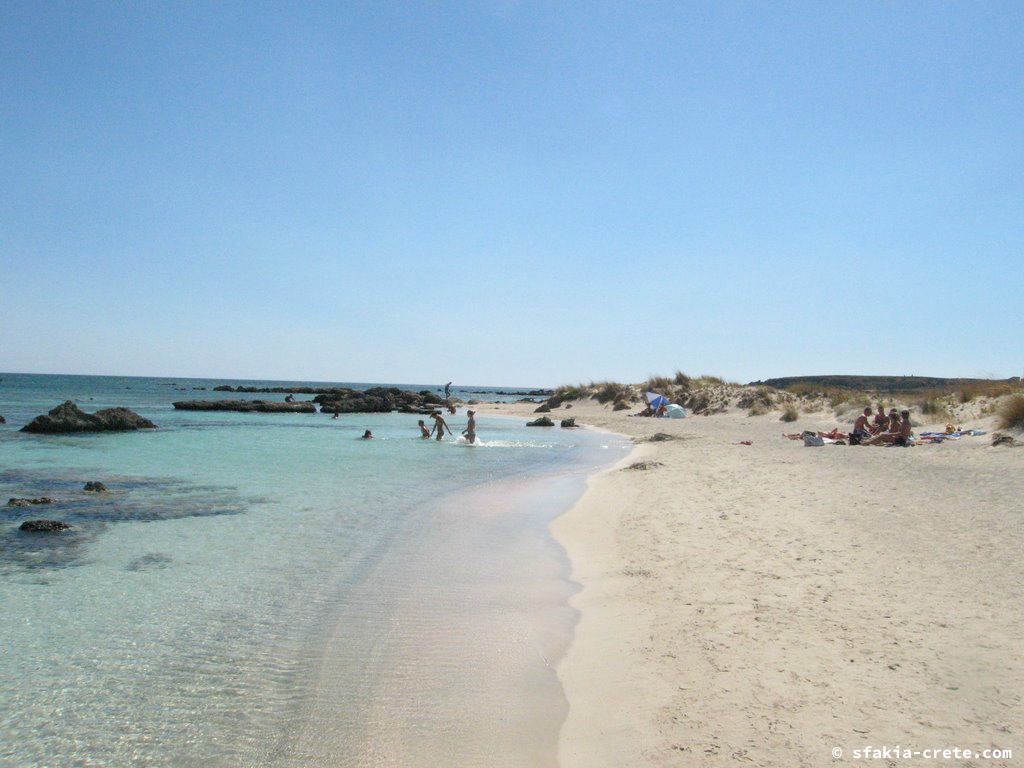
[0,374,628,767]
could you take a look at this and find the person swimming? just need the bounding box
[418,419,431,438]
[430,411,452,441]
[463,410,477,444]
[360,430,373,440]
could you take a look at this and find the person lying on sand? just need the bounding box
[430,411,453,441]
[462,410,477,444]
[418,419,431,438]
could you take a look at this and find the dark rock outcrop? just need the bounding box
[315,387,444,415]
[84,482,108,492]
[527,416,555,427]
[172,400,316,413]
[19,520,71,533]
[534,403,552,413]
[8,497,55,507]
[560,418,578,428]
[21,401,156,434]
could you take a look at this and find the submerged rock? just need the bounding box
[8,497,55,507]
[19,519,71,533]
[527,416,555,427]
[127,553,173,571]
[84,482,108,492]
[172,400,316,413]
[21,401,156,434]
[0,415,5,424]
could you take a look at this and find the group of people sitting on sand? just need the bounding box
[784,405,914,446]
[852,405,913,446]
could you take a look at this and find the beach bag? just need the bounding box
[803,434,825,447]
[849,433,862,445]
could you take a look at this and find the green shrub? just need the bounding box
[673,370,691,387]
[554,385,584,401]
[593,381,631,404]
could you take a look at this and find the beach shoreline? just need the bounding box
[479,399,1023,768]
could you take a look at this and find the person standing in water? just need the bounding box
[444,381,452,400]
[430,411,452,441]
[417,419,431,438]
[463,410,477,444]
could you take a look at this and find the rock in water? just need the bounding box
[84,481,108,492]
[172,400,317,413]
[21,401,156,434]
[527,416,555,427]
[8,497,55,507]
[560,418,578,428]
[0,414,5,424]
[19,520,71,532]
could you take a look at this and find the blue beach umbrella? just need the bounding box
[645,392,669,410]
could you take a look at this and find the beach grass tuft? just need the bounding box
[997,395,1024,431]
[780,405,799,422]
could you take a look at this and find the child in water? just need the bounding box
[463,410,477,444]
[417,420,431,438]
[430,411,452,441]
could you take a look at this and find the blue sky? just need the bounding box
[2,1,1021,386]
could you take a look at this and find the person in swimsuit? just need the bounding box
[852,407,872,441]
[418,419,431,438]
[893,410,913,446]
[444,382,452,400]
[463,410,477,444]
[430,411,452,441]
[360,430,373,440]
[871,405,889,434]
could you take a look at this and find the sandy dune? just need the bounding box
[480,400,1023,767]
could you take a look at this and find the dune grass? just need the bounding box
[780,405,799,422]
[997,395,1024,431]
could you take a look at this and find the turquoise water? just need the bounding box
[0,374,628,767]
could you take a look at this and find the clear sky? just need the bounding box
[2,1,1021,386]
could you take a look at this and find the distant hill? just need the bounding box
[749,375,1022,393]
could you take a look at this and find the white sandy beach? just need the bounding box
[481,400,1023,767]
